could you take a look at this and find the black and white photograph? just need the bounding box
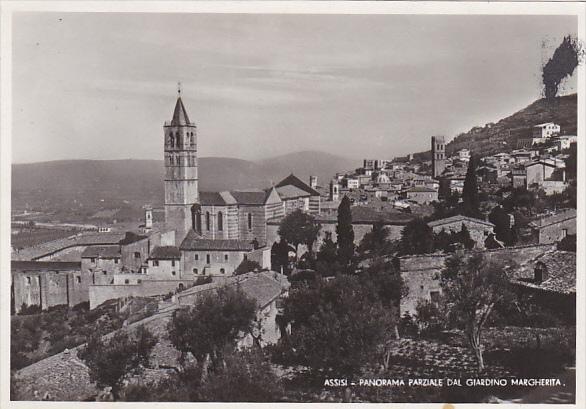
[1,1,584,406]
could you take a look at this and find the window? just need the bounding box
[206,212,211,231]
[194,254,199,261]
[153,260,159,267]
[206,254,211,264]
[26,276,31,285]
[561,229,568,239]
[248,213,253,230]
[124,279,129,284]
[172,271,176,276]
[90,258,96,263]
[134,252,140,259]
[76,276,81,284]
[218,212,223,231]
[114,258,119,264]
[224,254,229,261]
[137,279,142,284]
[220,268,225,274]
[103,271,107,275]
[193,268,198,274]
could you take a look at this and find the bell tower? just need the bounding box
[164,85,199,243]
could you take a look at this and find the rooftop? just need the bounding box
[529,209,576,229]
[230,189,269,205]
[81,245,121,259]
[275,173,320,196]
[149,246,181,260]
[428,214,495,228]
[276,184,311,200]
[509,250,576,294]
[11,261,81,272]
[407,186,437,193]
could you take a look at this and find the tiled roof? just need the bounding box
[276,184,311,200]
[180,230,254,251]
[407,186,437,193]
[170,96,192,126]
[11,261,81,272]
[230,189,268,205]
[11,232,127,261]
[314,206,414,225]
[509,250,576,294]
[119,232,148,245]
[428,215,494,229]
[80,245,121,259]
[199,191,238,206]
[149,246,181,260]
[238,272,286,309]
[275,173,320,196]
[529,209,576,229]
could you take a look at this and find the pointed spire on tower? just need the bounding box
[171,82,191,126]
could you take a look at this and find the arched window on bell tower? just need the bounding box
[169,132,175,148]
[218,212,223,232]
[206,211,211,231]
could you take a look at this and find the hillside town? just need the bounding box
[10,88,578,403]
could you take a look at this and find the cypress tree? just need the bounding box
[462,155,480,217]
[336,196,355,268]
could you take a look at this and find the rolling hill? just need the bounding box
[11,151,356,221]
[412,93,577,161]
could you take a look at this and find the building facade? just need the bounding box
[431,135,446,178]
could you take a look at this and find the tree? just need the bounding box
[274,275,395,376]
[399,219,434,255]
[315,232,341,276]
[440,253,512,371]
[336,196,355,268]
[557,234,576,252]
[168,286,256,373]
[462,155,481,217]
[78,325,157,398]
[457,224,476,250]
[198,349,283,402]
[271,239,290,274]
[357,220,396,258]
[488,206,516,246]
[277,209,321,261]
[234,259,261,275]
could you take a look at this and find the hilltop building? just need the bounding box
[431,135,446,178]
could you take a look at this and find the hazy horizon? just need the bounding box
[12,13,577,164]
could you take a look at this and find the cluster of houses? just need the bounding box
[326,122,574,214]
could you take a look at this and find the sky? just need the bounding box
[12,12,578,164]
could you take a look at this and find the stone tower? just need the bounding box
[431,135,446,179]
[164,91,199,243]
[329,179,340,201]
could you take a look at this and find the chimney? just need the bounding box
[309,176,318,190]
[534,262,548,284]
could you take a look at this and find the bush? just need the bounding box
[398,312,419,338]
[18,304,42,316]
[415,300,445,337]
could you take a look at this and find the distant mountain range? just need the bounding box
[412,93,577,161]
[11,151,357,215]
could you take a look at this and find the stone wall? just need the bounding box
[398,244,557,316]
[89,280,189,309]
[182,249,248,278]
[538,218,576,244]
[238,205,268,245]
[12,268,87,313]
